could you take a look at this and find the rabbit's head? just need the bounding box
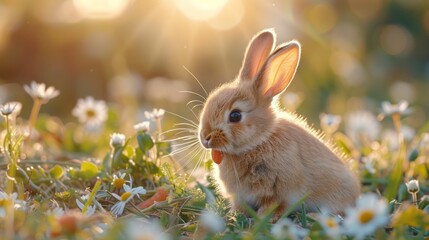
[199,29,301,154]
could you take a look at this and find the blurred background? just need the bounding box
[0,0,428,130]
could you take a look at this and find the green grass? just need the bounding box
[0,92,428,240]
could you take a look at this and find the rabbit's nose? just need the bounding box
[205,134,212,142]
[200,132,212,148]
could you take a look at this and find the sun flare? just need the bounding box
[73,0,130,19]
[173,0,229,21]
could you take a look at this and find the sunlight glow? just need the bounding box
[207,0,244,30]
[173,0,229,21]
[73,0,130,19]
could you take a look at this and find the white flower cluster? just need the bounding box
[270,193,389,240]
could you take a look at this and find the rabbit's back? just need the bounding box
[217,114,360,213]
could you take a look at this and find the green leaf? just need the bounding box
[146,161,161,175]
[160,211,169,228]
[157,141,171,156]
[112,147,129,169]
[123,145,135,159]
[204,160,213,171]
[197,182,216,206]
[102,153,110,172]
[408,148,419,162]
[392,205,429,230]
[137,133,154,152]
[334,133,353,157]
[80,161,99,180]
[384,155,404,201]
[49,165,64,180]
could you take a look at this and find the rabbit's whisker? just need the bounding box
[160,124,198,141]
[165,135,198,143]
[176,144,204,170]
[166,111,199,127]
[179,90,206,101]
[171,139,200,149]
[186,99,205,107]
[174,122,199,129]
[160,127,197,137]
[182,65,208,97]
[188,148,208,181]
[170,141,200,156]
[191,104,203,111]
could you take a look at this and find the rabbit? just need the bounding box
[198,29,360,219]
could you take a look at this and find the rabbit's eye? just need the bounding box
[229,110,242,123]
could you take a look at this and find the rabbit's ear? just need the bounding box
[239,29,275,82]
[257,41,301,98]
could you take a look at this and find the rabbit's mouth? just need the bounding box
[211,149,223,164]
[199,129,228,149]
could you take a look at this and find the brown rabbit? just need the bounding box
[198,29,360,219]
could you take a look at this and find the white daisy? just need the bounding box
[2,101,22,119]
[47,201,65,217]
[382,125,415,151]
[343,193,389,240]
[199,210,226,233]
[76,194,96,216]
[112,172,130,189]
[0,102,19,117]
[0,191,26,217]
[380,100,411,118]
[134,121,150,132]
[24,81,60,104]
[318,209,342,239]
[110,133,126,148]
[271,218,308,240]
[320,113,342,134]
[405,179,419,194]
[144,108,165,120]
[110,180,146,216]
[72,97,108,129]
[125,218,171,240]
[345,111,381,145]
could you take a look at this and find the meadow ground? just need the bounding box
[0,82,428,239]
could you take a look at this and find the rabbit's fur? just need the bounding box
[199,29,360,218]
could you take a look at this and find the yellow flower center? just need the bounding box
[326,217,337,228]
[359,210,375,224]
[0,199,5,207]
[120,191,132,201]
[113,178,125,189]
[85,109,96,119]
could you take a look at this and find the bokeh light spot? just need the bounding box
[73,0,130,19]
[389,81,416,103]
[424,10,429,33]
[307,3,338,33]
[348,0,382,21]
[379,25,414,56]
[330,51,365,86]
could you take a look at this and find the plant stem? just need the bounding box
[83,179,102,214]
[28,99,42,137]
[392,113,403,146]
[156,118,163,141]
[411,192,418,206]
[3,115,14,240]
[5,116,15,195]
